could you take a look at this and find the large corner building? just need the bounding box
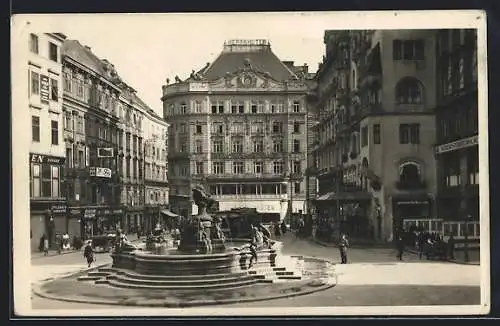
[163,40,313,221]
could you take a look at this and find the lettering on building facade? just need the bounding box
[435,136,478,154]
[30,153,65,165]
[40,74,50,103]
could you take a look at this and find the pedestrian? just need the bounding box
[247,241,258,269]
[43,234,49,256]
[274,222,281,239]
[447,234,455,260]
[396,235,405,261]
[280,220,287,235]
[339,234,349,264]
[83,241,95,267]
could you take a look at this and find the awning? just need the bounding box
[314,191,372,201]
[160,209,180,218]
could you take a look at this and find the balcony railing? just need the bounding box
[395,180,427,190]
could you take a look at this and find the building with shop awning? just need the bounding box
[160,209,181,218]
[314,191,372,202]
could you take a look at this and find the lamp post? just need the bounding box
[463,214,471,263]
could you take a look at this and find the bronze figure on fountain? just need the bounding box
[178,185,226,253]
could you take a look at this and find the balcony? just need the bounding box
[395,180,427,191]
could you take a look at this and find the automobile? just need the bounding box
[90,234,115,253]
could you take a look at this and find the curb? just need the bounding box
[31,249,79,260]
[31,239,144,261]
[405,249,480,266]
[32,257,337,307]
[34,263,112,284]
[310,238,337,248]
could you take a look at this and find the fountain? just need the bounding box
[103,185,291,290]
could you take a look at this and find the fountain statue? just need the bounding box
[178,185,226,253]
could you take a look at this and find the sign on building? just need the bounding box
[89,167,112,178]
[40,75,50,104]
[435,135,478,154]
[97,147,114,158]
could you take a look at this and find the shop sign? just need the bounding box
[30,153,65,165]
[396,200,429,205]
[89,167,112,178]
[435,136,478,154]
[112,209,124,215]
[51,205,67,214]
[69,208,82,216]
[40,74,50,103]
[84,209,97,218]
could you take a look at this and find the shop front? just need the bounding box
[30,201,67,252]
[312,191,372,242]
[79,206,125,240]
[125,206,144,235]
[391,194,433,237]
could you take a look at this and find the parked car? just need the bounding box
[91,234,115,253]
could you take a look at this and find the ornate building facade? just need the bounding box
[28,33,67,251]
[61,40,124,240]
[163,40,311,221]
[434,29,479,238]
[142,101,169,232]
[117,86,146,234]
[312,30,439,242]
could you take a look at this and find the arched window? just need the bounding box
[399,161,421,184]
[395,77,423,104]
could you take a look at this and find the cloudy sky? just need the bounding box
[14,11,482,115]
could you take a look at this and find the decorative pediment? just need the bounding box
[211,69,282,91]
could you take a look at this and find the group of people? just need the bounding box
[271,220,288,239]
[395,228,456,261]
[38,232,72,255]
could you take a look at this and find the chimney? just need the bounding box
[303,63,309,73]
[84,45,91,51]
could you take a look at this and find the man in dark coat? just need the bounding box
[447,234,456,260]
[280,220,287,235]
[396,235,405,261]
[339,234,349,264]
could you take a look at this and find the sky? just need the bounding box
[15,11,483,115]
[22,13,337,115]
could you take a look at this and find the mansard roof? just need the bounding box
[198,40,298,82]
[61,39,123,86]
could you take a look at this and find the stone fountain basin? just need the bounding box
[112,239,281,276]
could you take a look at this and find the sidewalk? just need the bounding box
[405,248,480,265]
[31,234,144,260]
[310,236,392,249]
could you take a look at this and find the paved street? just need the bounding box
[29,234,481,311]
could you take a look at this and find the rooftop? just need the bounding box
[197,39,297,82]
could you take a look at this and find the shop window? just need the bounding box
[31,164,40,197]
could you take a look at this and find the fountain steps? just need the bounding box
[104,277,258,291]
[102,268,250,281]
[105,273,258,287]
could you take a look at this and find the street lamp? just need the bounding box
[463,214,471,263]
